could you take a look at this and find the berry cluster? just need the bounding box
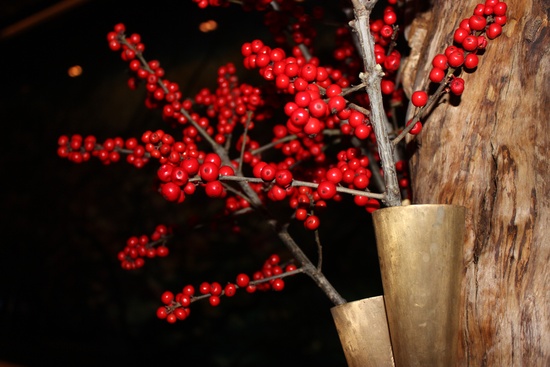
[117,225,172,270]
[405,1,507,137]
[57,134,149,167]
[156,254,298,323]
[58,0,508,322]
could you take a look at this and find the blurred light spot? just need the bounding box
[68,65,82,77]
[199,20,217,33]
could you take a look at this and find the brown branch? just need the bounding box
[350,0,402,207]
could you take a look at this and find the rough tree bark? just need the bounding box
[402,0,549,365]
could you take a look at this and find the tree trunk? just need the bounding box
[403,0,550,365]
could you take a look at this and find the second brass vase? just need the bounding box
[372,204,465,367]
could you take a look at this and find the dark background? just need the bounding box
[0,1,382,366]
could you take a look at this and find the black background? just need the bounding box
[0,1,382,366]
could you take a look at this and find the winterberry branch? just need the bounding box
[188,175,386,200]
[278,224,346,305]
[350,0,402,207]
[392,77,448,146]
[190,267,305,303]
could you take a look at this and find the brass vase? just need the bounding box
[331,296,395,367]
[372,204,465,367]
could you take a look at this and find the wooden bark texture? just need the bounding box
[403,0,550,365]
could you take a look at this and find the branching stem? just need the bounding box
[350,0,401,207]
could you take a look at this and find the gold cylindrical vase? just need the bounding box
[331,296,395,367]
[372,204,465,367]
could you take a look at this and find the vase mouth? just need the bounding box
[330,295,384,311]
[375,203,465,212]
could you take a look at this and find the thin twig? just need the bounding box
[314,229,323,270]
[238,111,253,175]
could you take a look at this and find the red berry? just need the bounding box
[450,77,465,95]
[156,246,169,257]
[429,67,446,83]
[294,91,311,107]
[210,282,223,296]
[464,53,479,69]
[383,53,400,72]
[156,306,168,319]
[474,4,486,16]
[380,25,393,38]
[209,296,221,307]
[462,36,479,51]
[325,84,342,97]
[183,285,195,296]
[285,264,298,272]
[365,198,381,213]
[160,182,182,202]
[295,208,308,221]
[161,291,174,305]
[300,63,317,82]
[179,294,191,307]
[235,274,249,288]
[276,74,290,89]
[171,168,189,186]
[354,124,372,140]
[290,108,310,126]
[219,165,235,176]
[468,15,487,31]
[199,282,211,294]
[204,152,222,167]
[486,23,503,39]
[304,215,320,230]
[224,283,237,297]
[180,157,200,175]
[354,194,369,206]
[383,11,397,25]
[308,99,328,118]
[353,174,370,189]
[494,15,507,26]
[275,169,293,187]
[493,2,507,16]
[411,91,428,107]
[328,95,347,113]
[271,278,285,291]
[453,28,469,44]
[304,117,322,136]
[268,254,280,265]
[166,314,177,324]
[157,164,174,182]
[381,79,395,95]
[406,119,423,135]
[199,162,219,182]
[204,180,224,198]
[174,308,188,320]
[326,167,343,183]
[260,164,276,182]
[317,181,337,200]
[447,50,465,68]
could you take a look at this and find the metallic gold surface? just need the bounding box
[372,204,465,367]
[331,296,395,367]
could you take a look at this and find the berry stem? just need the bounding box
[189,175,387,200]
[237,111,253,175]
[189,267,306,304]
[314,228,323,270]
[392,68,454,146]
